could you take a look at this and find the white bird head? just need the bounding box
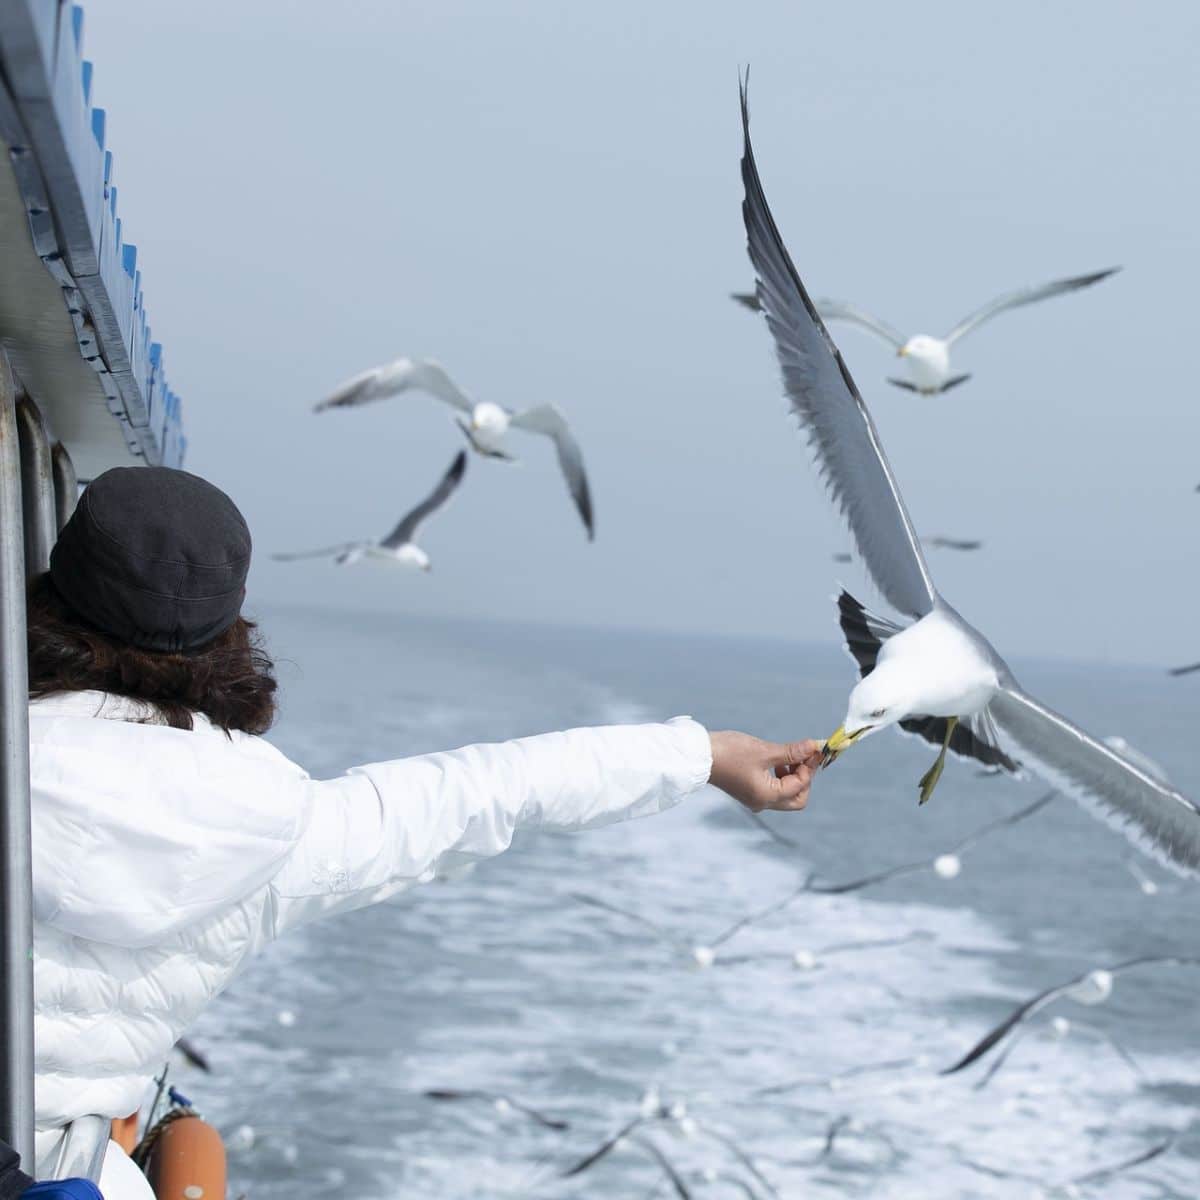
[1068,968,1114,1006]
[823,662,918,764]
[470,401,509,436]
[898,334,944,363]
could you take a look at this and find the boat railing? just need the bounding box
[0,351,103,1181]
[0,350,38,1172]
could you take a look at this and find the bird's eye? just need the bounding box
[869,708,886,719]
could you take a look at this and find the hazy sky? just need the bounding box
[84,1,1200,666]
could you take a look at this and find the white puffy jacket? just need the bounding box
[29,690,712,1175]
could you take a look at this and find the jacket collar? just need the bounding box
[30,690,216,731]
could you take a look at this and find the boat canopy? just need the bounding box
[0,0,186,481]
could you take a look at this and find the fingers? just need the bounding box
[769,739,825,771]
[759,767,812,812]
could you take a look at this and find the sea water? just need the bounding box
[182,602,1200,1198]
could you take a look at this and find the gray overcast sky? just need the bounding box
[86,1,1200,666]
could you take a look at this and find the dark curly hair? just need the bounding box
[26,573,277,734]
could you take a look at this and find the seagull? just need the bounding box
[314,357,594,539]
[941,955,1200,1075]
[173,1037,211,1073]
[972,1012,1142,1091]
[738,75,1200,871]
[836,535,981,562]
[732,269,1119,395]
[965,1135,1175,1193]
[422,1088,569,1131]
[806,791,1055,894]
[1168,660,1200,677]
[272,451,467,571]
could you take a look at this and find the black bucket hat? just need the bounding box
[49,466,252,652]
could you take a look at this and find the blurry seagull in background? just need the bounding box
[272,451,467,571]
[314,357,594,539]
[732,270,1118,395]
[1167,660,1200,677]
[941,956,1200,1075]
[837,535,983,561]
[738,74,1200,872]
[923,536,983,552]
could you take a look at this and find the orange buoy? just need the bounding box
[110,1111,139,1154]
[146,1115,227,1200]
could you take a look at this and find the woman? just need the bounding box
[28,467,821,1198]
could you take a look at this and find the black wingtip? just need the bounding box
[1078,266,1122,287]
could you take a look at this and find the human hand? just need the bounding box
[708,731,823,813]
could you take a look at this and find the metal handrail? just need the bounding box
[0,352,34,1168]
[50,442,78,533]
[48,1116,109,1183]
[14,396,55,577]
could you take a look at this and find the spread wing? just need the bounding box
[815,299,906,350]
[943,268,1120,345]
[509,404,594,540]
[271,542,363,562]
[314,358,475,414]
[944,955,1200,1074]
[381,451,468,548]
[313,366,385,412]
[739,76,936,619]
[990,686,1200,875]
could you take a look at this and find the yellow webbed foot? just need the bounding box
[918,754,946,805]
[917,716,958,806]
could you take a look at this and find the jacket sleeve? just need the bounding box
[258,717,711,939]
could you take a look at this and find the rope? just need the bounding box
[130,1107,192,1173]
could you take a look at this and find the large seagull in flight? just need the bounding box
[737,74,1200,873]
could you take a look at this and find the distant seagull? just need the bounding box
[738,76,1200,865]
[835,536,981,562]
[272,451,466,571]
[173,1037,210,1073]
[806,791,1055,894]
[966,1135,1175,1192]
[573,883,926,970]
[314,357,594,539]
[739,788,1050,871]
[941,955,1200,1075]
[423,1088,569,1131]
[972,1012,1142,1091]
[733,269,1119,395]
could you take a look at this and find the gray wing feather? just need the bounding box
[739,78,936,618]
[313,368,382,412]
[509,404,594,539]
[990,686,1200,875]
[271,542,363,562]
[381,451,468,548]
[943,268,1120,345]
[814,299,906,349]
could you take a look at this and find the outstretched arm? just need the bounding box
[262,721,820,938]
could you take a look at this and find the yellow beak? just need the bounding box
[820,724,868,768]
[896,346,909,358]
